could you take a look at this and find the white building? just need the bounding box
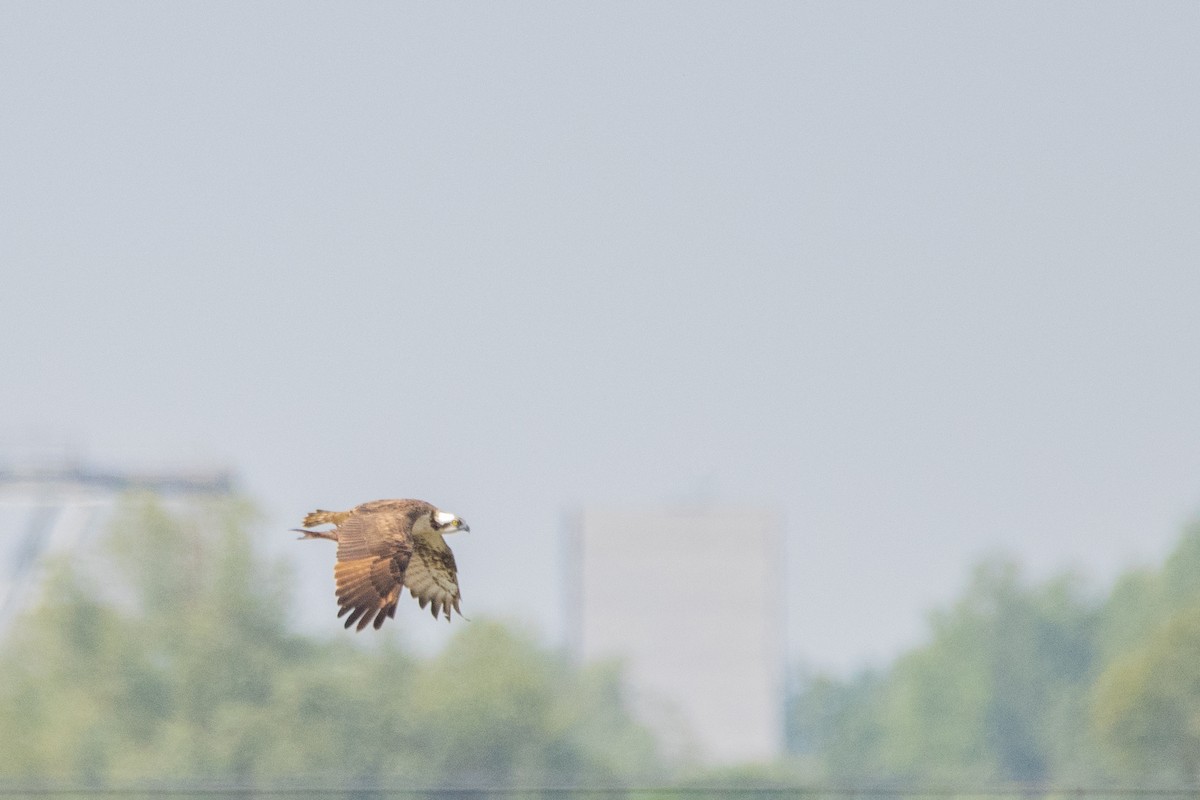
[568,507,785,766]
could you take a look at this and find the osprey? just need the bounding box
[294,498,468,630]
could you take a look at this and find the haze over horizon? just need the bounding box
[3,2,1198,673]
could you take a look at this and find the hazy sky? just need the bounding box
[3,2,1198,672]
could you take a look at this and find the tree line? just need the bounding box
[0,497,661,789]
[787,521,1200,787]
[3,494,1199,789]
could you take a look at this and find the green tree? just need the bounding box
[787,524,1200,788]
[0,495,660,788]
[877,559,1098,784]
[1092,606,1200,783]
[0,564,132,781]
[403,620,661,788]
[787,558,1102,786]
[1097,523,1200,664]
[1089,523,1200,783]
[786,669,886,782]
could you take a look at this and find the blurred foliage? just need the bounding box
[878,560,1099,784]
[1092,606,1200,783]
[1090,523,1200,785]
[8,493,1200,790]
[788,521,1200,788]
[0,496,661,788]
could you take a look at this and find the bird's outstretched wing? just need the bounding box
[407,535,463,622]
[333,509,414,631]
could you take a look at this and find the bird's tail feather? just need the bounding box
[292,528,337,542]
[303,509,349,527]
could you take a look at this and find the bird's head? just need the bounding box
[431,509,470,534]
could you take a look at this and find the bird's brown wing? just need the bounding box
[333,509,414,631]
[406,534,463,622]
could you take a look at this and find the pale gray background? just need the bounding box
[3,2,1198,672]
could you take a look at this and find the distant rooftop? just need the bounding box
[0,450,235,637]
[0,463,234,495]
[0,444,234,496]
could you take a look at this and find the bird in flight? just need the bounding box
[294,498,469,630]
